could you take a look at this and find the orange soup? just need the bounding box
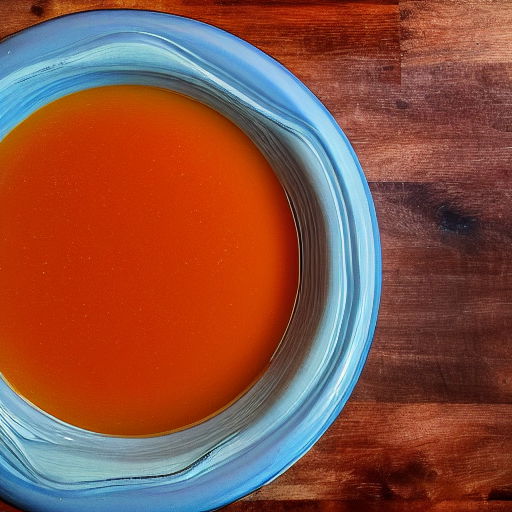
[0,85,298,436]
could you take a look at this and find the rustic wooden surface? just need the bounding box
[1,1,511,511]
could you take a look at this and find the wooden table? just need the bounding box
[1,1,511,511]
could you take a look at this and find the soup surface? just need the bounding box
[0,85,298,436]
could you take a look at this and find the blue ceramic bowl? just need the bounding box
[0,10,381,512]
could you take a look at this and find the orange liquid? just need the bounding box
[0,85,298,436]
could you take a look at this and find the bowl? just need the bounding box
[0,10,381,512]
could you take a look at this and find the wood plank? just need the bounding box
[372,182,512,248]
[381,0,512,183]
[353,182,512,403]
[2,499,511,512]
[355,63,512,182]
[349,63,512,182]
[239,402,512,502]
[227,500,512,511]
[401,0,512,67]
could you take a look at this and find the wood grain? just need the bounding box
[228,501,512,511]
[239,403,512,503]
[1,1,511,511]
[356,182,512,404]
